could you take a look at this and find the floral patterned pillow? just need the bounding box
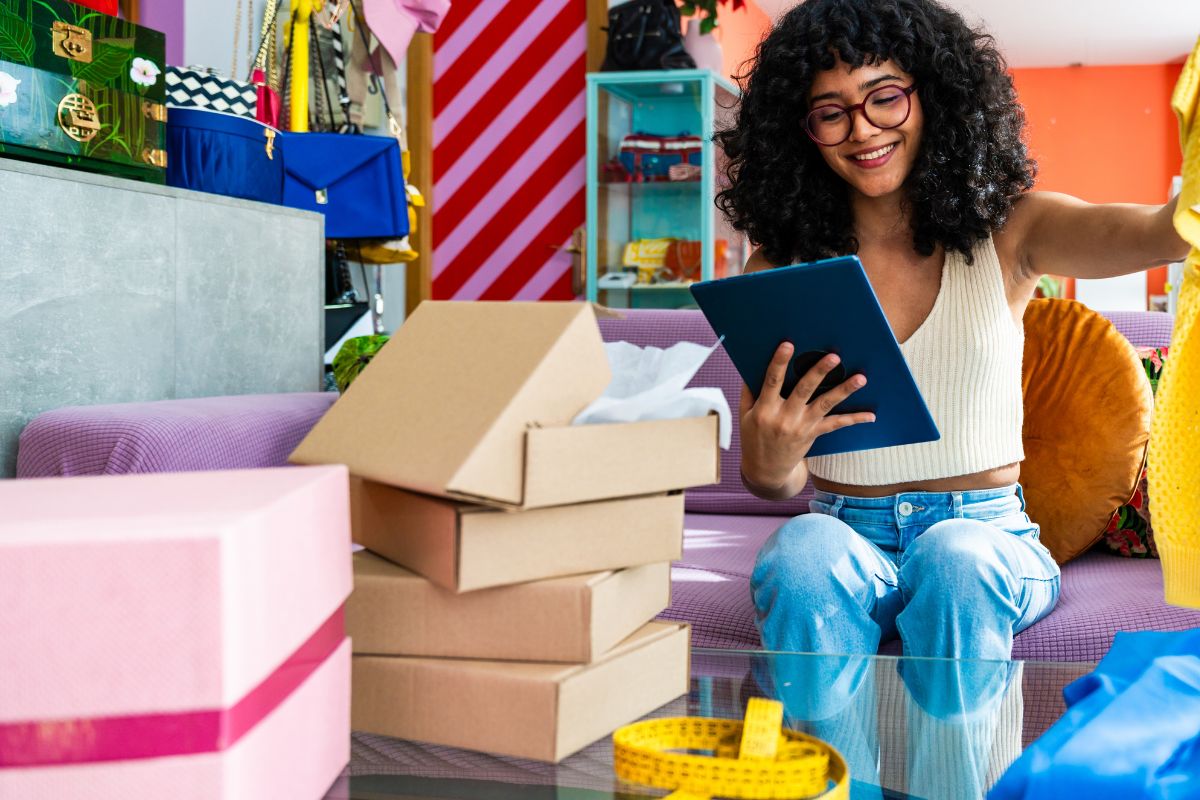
[1103,347,1168,558]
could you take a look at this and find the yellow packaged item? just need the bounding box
[613,697,849,799]
[623,238,676,270]
[1150,33,1200,607]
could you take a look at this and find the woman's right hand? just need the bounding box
[740,342,876,496]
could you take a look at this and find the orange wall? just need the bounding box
[1011,63,1183,300]
[712,7,1184,303]
[712,2,772,81]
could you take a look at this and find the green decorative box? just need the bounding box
[0,0,167,182]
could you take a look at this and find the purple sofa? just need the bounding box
[597,309,1200,663]
[16,309,1199,663]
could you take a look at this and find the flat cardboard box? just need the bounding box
[351,477,684,592]
[348,552,671,662]
[352,621,690,763]
[290,301,720,509]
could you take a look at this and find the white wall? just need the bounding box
[184,0,264,75]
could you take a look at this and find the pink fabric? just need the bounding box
[0,468,352,719]
[0,608,344,767]
[363,0,451,66]
[16,393,336,478]
[1,640,350,800]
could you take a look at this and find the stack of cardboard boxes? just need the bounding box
[291,302,721,762]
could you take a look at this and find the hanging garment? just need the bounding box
[1150,34,1200,609]
[361,0,449,67]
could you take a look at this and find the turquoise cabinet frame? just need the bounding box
[585,69,741,308]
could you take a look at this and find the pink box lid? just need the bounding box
[0,467,351,723]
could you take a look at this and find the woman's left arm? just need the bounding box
[1011,191,1190,282]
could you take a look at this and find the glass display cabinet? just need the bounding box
[585,69,747,309]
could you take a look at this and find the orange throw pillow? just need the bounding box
[1021,299,1154,564]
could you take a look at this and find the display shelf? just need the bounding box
[585,69,747,308]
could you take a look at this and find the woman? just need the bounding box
[716,0,1190,664]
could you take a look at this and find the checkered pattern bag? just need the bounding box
[165,66,258,119]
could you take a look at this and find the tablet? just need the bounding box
[689,255,939,458]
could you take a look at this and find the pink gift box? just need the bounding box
[0,467,353,799]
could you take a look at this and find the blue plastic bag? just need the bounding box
[989,629,1200,799]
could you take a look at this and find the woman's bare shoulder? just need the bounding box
[745,247,775,274]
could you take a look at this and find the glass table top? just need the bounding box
[324,648,1093,800]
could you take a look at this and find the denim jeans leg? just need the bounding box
[891,514,1053,800]
[752,512,902,659]
[751,512,903,799]
[901,657,1023,800]
[895,518,1061,663]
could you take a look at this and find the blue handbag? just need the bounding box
[165,107,283,204]
[989,628,1200,799]
[279,132,410,240]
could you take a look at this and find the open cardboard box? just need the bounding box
[350,477,683,592]
[351,621,690,763]
[291,302,720,509]
[348,552,671,662]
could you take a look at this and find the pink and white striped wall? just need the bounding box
[430,0,586,301]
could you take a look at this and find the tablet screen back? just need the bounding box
[690,256,939,457]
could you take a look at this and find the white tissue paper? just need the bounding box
[572,340,732,449]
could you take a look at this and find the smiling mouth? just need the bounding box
[849,143,897,162]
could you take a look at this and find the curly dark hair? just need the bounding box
[715,0,1036,266]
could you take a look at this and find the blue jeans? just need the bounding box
[751,484,1061,662]
[750,485,1061,798]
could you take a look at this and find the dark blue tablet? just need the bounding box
[690,255,939,458]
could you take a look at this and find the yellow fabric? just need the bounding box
[1151,35,1200,607]
[1021,299,1153,564]
[287,0,312,132]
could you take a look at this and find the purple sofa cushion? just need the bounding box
[16,393,337,477]
[663,512,1200,660]
[599,309,1174,517]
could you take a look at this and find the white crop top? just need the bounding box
[806,235,1026,486]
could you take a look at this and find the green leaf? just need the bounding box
[96,36,136,51]
[701,14,717,34]
[31,0,63,23]
[680,2,697,15]
[70,42,130,86]
[333,334,391,393]
[0,3,35,65]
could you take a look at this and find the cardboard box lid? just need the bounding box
[0,467,352,722]
[291,301,611,507]
[347,552,671,662]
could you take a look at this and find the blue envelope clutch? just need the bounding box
[280,132,410,240]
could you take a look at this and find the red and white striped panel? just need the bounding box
[431,0,586,301]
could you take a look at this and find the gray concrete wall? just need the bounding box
[0,159,324,476]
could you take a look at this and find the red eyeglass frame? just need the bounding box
[804,84,919,146]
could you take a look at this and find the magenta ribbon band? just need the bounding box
[0,606,345,768]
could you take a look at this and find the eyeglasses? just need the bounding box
[804,84,918,147]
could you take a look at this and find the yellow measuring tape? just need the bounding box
[613,698,849,800]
